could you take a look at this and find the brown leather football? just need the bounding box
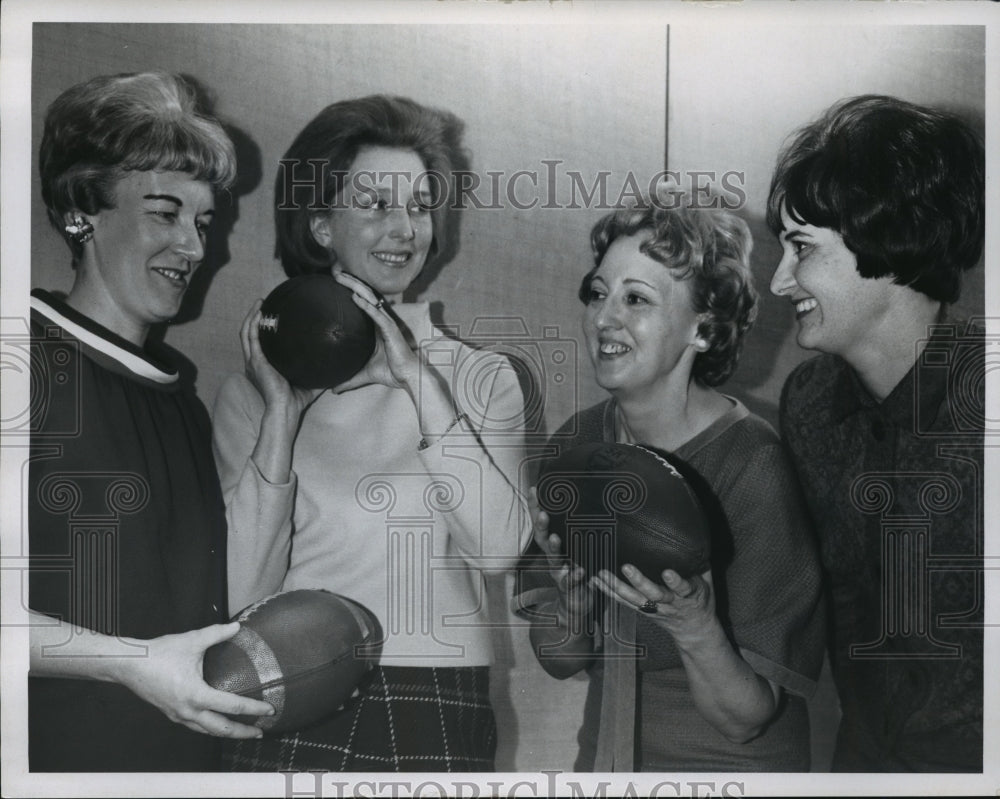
[536,442,712,581]
[203,589,382,732]
[258,274,377,389]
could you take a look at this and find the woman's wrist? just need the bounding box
[103,643,137,686]
[405,361,469,449]
[251,409,299,484]
[397,354,427,401]
[259,403,303,441]
[670,612,728,656]
[262,393,305,422]
[552,593,592,629]
[33,622,141,685]
[418,412,467,451]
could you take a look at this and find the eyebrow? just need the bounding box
[368,187,434,201]
[622,278,657,290]
[143,194,214,215]
[144,193,183,205]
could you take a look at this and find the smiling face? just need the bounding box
[582,233,702,398]
[71,169,215,344]
[769,204,900,362]
[310,146,433,300]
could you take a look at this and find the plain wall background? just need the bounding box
[28,22,985,773]
[669,24,986,429]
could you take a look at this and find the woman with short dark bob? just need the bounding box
[768,95,985,771]
[212,95,530,771]
[29,72,273,772]
[518,199,825,771]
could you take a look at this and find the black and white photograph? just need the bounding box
[1,1,996,796]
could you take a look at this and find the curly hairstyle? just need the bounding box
[766,94,984,304]
[274,95,466,277]
[581,200,758,387]
[39,71,237,263]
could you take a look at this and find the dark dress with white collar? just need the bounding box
[27,290,227,772]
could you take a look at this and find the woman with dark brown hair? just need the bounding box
[214,95,531,772]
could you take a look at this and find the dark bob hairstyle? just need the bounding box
[581,200,758,388]
[39,71,237,264]
[766,94,984,304]
[274,95,465,277]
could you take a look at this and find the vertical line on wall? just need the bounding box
[664,24,670,172]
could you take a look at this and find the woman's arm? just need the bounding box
[334,272,532,573]
[528,578,598,680]
[239,300,325,484]
[595,566,779,743]
[596,424,825,743]
[213,376,293,613]
[29,610,273,738]
[213,303,325,613]
[413,349,531,572]
[525,490,596,679]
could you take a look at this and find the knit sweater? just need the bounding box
[213,301,531,667]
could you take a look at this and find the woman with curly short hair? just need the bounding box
[519,198,825,771]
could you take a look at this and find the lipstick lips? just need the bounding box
[596,338,633,362]
[152,266,189,288]
[371,250,414,266]
[794,297,818,320]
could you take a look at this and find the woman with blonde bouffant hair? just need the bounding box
[29,72,273,772]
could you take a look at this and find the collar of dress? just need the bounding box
[827,319,978,428]
[30,289,179,385]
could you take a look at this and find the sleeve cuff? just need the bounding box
[739,647,819,699]
[417,412,472,452]
[248,456,297,491]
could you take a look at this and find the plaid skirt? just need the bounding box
[224,665,496,772]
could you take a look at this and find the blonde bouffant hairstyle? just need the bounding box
[39,71,236,263]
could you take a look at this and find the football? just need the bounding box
[258,274,377,389]
[203,589,382,733]
[536,442,712,582]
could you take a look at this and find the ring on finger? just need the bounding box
[374,298,386,310]
[639,599,659,614]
